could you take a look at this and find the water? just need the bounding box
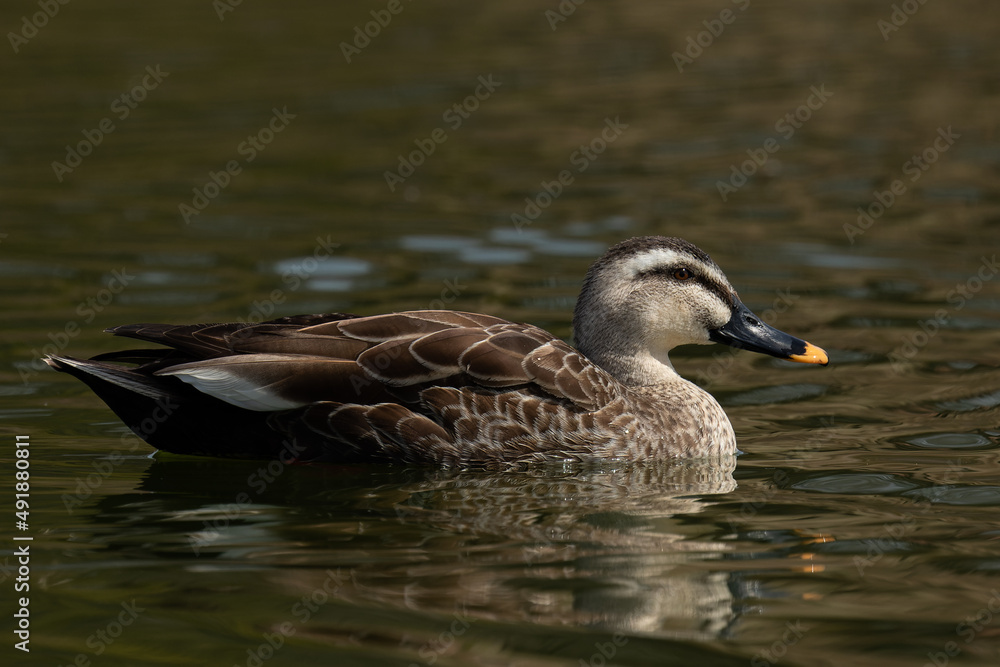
[3,1,1000,665]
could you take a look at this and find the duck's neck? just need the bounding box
[583,345,683,387]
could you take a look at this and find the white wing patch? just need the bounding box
[160,364,307,411]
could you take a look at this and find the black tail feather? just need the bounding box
[45,355,298,460]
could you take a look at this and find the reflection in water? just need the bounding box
[91,457,739,639]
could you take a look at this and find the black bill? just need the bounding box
[709,300,828,365]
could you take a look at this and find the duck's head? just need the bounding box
[572,236,828,385]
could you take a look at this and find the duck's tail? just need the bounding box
[45,355,296,460]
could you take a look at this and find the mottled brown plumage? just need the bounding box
[46,236,828,465]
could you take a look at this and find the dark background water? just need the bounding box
[2,1,1000,665]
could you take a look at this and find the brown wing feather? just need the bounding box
[106,323,246,358]
[357,339,452,386]
[458,330,543,387]
[159,313,618,412]
[93,308,629,463]
[306,310,509,341]
[405,310,510,328]
[230,331,371,358]
[408,328,489,372]
[521,340,618,411]
[356,327,507,386]
[107,313,360,359]
[299,401,460,463]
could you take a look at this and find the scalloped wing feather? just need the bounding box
[81,309,636,463]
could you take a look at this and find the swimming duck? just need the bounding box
[46,236,827,465]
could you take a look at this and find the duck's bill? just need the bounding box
[708,301,829,365]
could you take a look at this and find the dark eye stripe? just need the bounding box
[699,276,736,307]
[636,267,735,307]
[637,266,684,279]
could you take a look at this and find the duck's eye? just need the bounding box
[672,268,693,281]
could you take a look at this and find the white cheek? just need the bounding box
[706,298,732,330]
[650,291,730,347]
[650,299,701,346]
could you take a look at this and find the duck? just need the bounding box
[46,236,828,465]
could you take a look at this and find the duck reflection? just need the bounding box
[92,455,739,638]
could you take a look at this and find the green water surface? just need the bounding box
[2,2,1000,666]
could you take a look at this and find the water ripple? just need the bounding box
[723,383,827,407]
[904,485,1000,506]
[790,473,919,495]
[936,388,1000,412]
[904,433,993,450]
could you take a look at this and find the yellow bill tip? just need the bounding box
[788,341,829,366]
